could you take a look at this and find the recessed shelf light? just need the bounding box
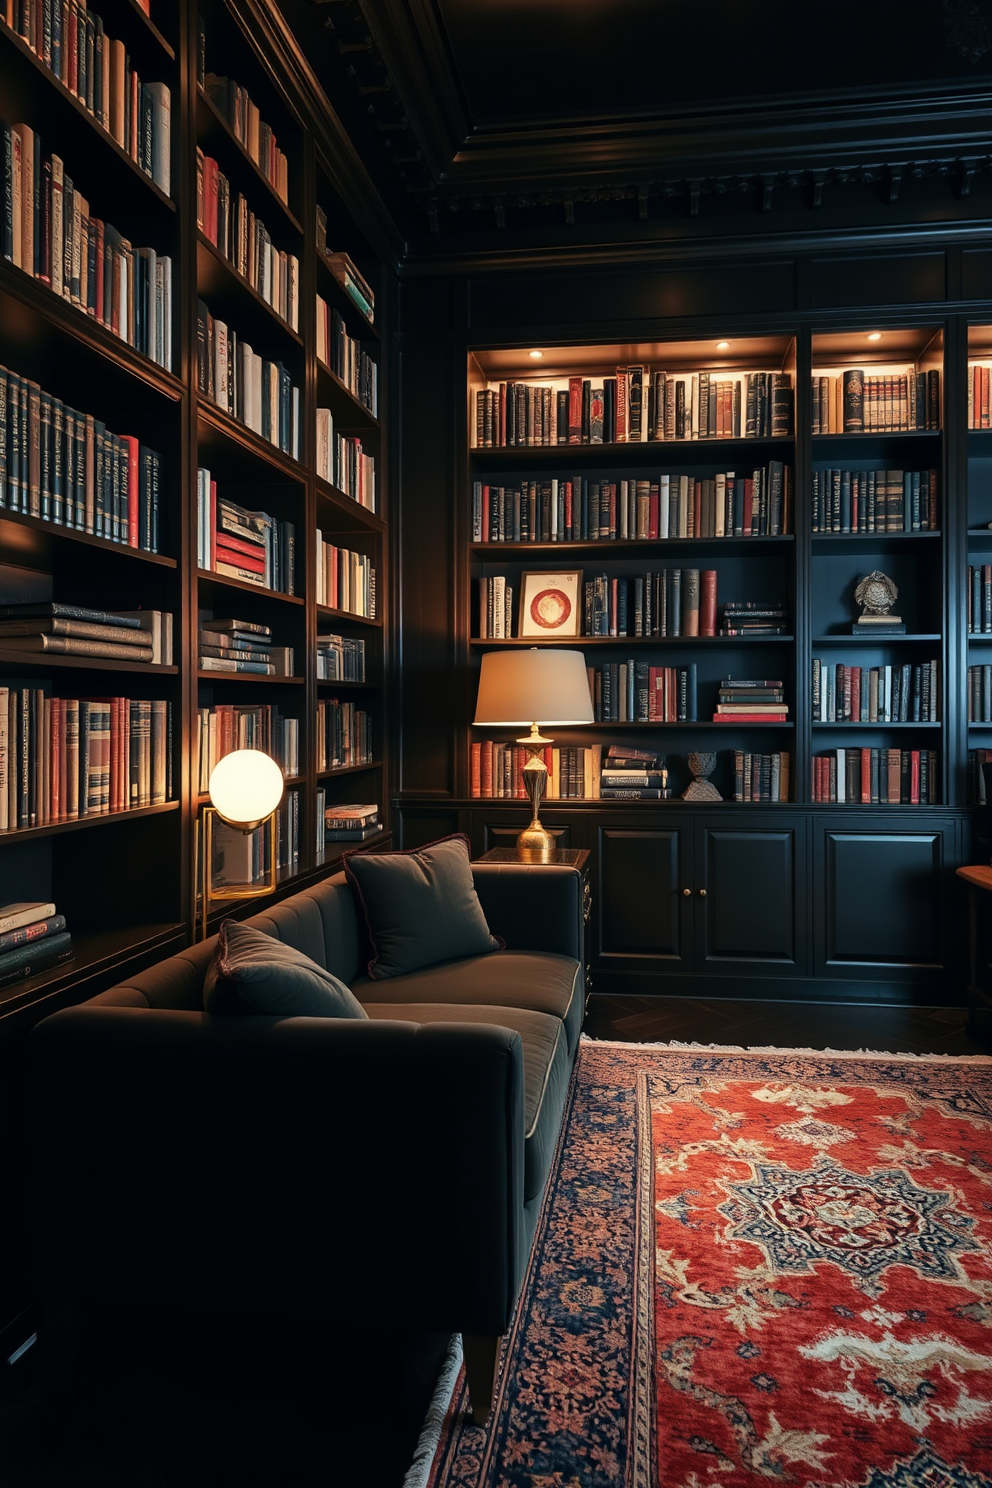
[867,332,882,342]
[529,350,544,359]
[716,341,731,351]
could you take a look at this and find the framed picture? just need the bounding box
[519,570,583,638]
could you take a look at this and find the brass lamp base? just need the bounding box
[516,723,555,862]
[197,806,279,941]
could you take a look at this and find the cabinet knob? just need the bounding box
[682,888,691,897]
[698,888,707,897]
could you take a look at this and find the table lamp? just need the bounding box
[198,748,285,939]
[473,648,594,860]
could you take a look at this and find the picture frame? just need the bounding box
[519,570,583,638]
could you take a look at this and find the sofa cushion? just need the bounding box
[344,834,502,980]
[363,1002,570,1202]
[204,920,369,1020]
[354,950,584,1056]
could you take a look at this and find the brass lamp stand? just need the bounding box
[516,722,555,860]
[196,749,285,941]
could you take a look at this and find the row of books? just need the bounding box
[811,468,939,534]
[473,370,794,448]
[202,73,289,206]
[2,5,171,193]
[0,365,162,549]
[968,363,992,429]
[196,472,296,593]
[316,407,376,510]
[210,788,300,886]
[195,300,301,459]
[315,211,375,321]
[967,665,992,724]
[0,899,73,991]
[316,299,378,416]
[811,368,940,434]
[196,705,299,791]
[472,462,792,543]
[733,750,790,802]
[316,698,372,772]
[0,689,172,830]
[812,748,938,803]
[323,802,380,843]
[2,122,173,369]
[812,660,940,723]
[314,535,376,617]
[714,678,789,724]
[967,566,992,634]
[0,600,172,663]
[198,617,293,677]
[196,150,300,332]
[471,742,604,800]
[316,632,366,682]
[590,662,698,722]
[584,569,723,639]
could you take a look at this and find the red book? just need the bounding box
[850,668,861,722]
[568,377,583,443]
[215,541,266,571]
[699,570,718,637]
[711,712,788,723]
[615,370,627,443]
[215,530,266,560]
[887,748,901,804]
[121,435,140,548]
[480,739,493,797]
[911,749,920,804]
[861,748,871,803]
[470,741,481,797]
[50,698,61,821]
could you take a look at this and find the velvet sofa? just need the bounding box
[23,857,586,1420]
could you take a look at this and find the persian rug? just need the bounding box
[423,1040,992,1488]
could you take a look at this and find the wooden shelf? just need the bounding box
[197,670,305,683]
[0,509,177,572]
[316,477,384,531]
[0,649,178,675]
[317,760,383,779]
[196,234,303,347]
[315,253,379,341]
[0,920,187,1018]
[0,801,179,845]
[316,359,380,430]
[197,86,302,236]
[316,605,381,627]
[0,22,177,211]
[471,635,795,647]
[121,0,176,58]
[469,434,794,464]
[197,568,305,606]
[197,401,304,480]
[471,536,793,555]
[813,634,941,644]
[316,678,378,689]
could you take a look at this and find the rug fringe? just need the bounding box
[579,1034,992,1062]
[401,1334,464,1488]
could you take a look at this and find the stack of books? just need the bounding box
[720,602,789,637]
[324,803,380,843]
[315,215,375,324]
[0,900,74,991]
[600,746,670,800]
[0,601,172,662]
[316,632,366,682]
[712,679,789,723]
[199,618,293,676]
[196,473,296,593]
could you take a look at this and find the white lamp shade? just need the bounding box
[208,749,285,827]
[473,648,594,726]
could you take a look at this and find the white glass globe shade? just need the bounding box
[208,749,284,827]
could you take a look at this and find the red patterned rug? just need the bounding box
[423,1041,992,1488]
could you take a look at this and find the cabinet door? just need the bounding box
[814,818,954,983]
[696,817,807,975]
[592,819,691,974]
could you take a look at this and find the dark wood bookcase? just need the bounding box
[0,0,392,1019]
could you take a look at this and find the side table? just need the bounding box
[474,847,592,967]
[955,864,992,1031]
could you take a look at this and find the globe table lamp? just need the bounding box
[198,749,285,939]
[473,648,594,860]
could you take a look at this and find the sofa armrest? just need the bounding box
[24,1007,527,1335]
[472,862,584,961]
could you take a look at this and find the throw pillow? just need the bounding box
[344,833,502,980]
[204,918,369,1019]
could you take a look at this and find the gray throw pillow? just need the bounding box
[344,833,502,980]
[204,919,369,1018]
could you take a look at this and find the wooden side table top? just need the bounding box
[956,865,992,892]
[475,847,590,870]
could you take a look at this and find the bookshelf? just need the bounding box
[0,0,393,1024]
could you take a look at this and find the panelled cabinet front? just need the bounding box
[592,810,806,985]
[813,817,958,985]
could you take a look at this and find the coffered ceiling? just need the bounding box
[275,0,992,256]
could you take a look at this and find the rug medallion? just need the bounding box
[426,1042,992,1488]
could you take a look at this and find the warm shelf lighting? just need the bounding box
[716,341,731,350]
[529,350,544,359]
[867,332,882,342]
